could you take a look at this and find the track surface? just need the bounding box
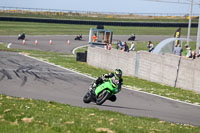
[0,35,197,54]
[0,35,200,126]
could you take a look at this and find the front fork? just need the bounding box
[88,86,97,102]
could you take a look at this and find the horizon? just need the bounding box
[1,0,200,16]
[0,6,199,17]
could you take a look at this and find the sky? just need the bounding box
[1,0,200,15]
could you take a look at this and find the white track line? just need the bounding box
[20,53,200,108]
[125,87,200,107]
[72,44,89,55]
[7,43,12,48]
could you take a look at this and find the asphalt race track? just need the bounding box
[0,35,200,126]
[0,35,89,54]
[0,35,197,54]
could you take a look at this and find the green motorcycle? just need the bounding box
[83,78,119,105]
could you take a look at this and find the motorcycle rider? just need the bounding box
[18,32,25,40]
[90,69,123,102]
[75,34,82,40]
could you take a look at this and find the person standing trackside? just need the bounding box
[173,44,183,56]
[104,41,112,50]
[147,41,154,52]
[196,46,200,57]
[129,41,135,51]
[116,40,123,49]
[93,33,97,42]
[121,42,129,52]
[185,45,192,58]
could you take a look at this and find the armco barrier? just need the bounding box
[0,17,198,27]
[87,46,200,92]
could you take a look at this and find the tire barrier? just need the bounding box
[0,17,198,27]
[76,51,87,62]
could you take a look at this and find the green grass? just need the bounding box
[1,94,200,133]
[0,21,198,36]
[0,21,95,35]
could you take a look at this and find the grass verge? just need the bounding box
[0,21,198,36]
[1,94,200,133]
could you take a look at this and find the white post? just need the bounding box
[196,6,200,53]
[186,0,194,46]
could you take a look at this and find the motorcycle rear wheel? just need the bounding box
[96,90,109,105]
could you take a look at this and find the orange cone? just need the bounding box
[67,40,70,45]
[35,40,38,46]
[49,40,52,45]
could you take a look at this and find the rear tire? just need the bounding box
[83,92,92,103]
[96,90,110,105]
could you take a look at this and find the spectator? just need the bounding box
[185,45,192,58]
[173,44,183,56]
[121,41,129,52]
[129,41,135,51]
[116,40,123,49]
[105,42,112,50]
[196,46,200,58]
[192,50,196,59]
[107,43,112,50]
[147,41,154,52]
[92,33,97,42]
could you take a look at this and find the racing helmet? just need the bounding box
[114,69,122,79]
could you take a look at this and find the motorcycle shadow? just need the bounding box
[99,104,148,111]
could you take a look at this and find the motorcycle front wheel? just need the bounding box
[96,90,109,105]
[83,92,92,103]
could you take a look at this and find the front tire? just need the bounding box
[96,90,110,105]
[83,92,92,103]
[109,95,116,102]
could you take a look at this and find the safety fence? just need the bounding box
[87,46,200,92]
